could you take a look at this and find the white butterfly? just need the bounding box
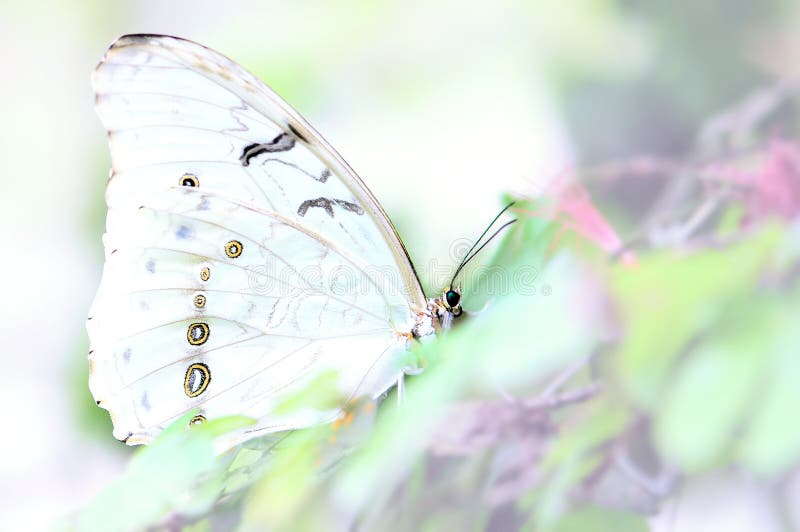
[87,34,469,447]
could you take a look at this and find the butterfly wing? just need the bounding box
[88,34,429,446]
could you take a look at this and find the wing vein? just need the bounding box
[141,193,397,317]
[102,244,388,323]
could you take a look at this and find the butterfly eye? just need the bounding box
[445,289,461,309]
[180,173,199,187]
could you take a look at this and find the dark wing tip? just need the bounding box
[111,33,178,48]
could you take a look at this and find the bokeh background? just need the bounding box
[2,1,799,530]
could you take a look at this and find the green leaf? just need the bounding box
[611,225,782,407]
[551,506,649,532]
[653,321,767,472]
[73,412,249,531]
[738,301,800,475]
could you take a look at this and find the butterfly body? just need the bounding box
[88,35,464,447]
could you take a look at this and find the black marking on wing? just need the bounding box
[297,197,365,218]
[288,123,309,143]
[240,133,295,166]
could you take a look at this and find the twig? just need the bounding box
[521,383,601,413]
[538,353,595,399]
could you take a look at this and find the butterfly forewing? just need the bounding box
[88,34,426,446]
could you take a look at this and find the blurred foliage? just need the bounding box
[561,0,790,161]
[72,189,800,530]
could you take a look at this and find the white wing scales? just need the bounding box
[88,35,427,446]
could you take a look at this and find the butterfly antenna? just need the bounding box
[450,202,517,287]
[450,219,517,286]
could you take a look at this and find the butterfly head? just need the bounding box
[423,282,463,334]
[429,201,517,332]
[441,283,463,317]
